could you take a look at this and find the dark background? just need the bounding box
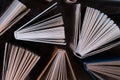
[0,0,120,80]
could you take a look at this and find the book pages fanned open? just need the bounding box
[14,3,66,45]
[2,43,40,80]
[37,47,77,80]
[84,59,120,80]
[0,0,30,36]
[69,3,120,58]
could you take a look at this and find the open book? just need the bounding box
[84,59,120,80]
[14,3,66,45]
[2,43,40,80]
[37,47,76,80]
[69,4,120,58]
[0,0,30,36]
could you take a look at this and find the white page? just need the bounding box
[17,15,63,33]
[17,13,62,33]
[14,51,32,80]
[15,2,57,32]
[9,46,25,80]
[5,45,19,80]
[88,66,120,79]
[0,9,30,36]
[82,24,120,55]
[0,0,27,32]
[76,15,120,56]
[13,50,30,80]
[15,27,65,40]
[87,61,120,66]
[77,7,94,53]
[85,13,107,45]
[81,9,100,50]
[20,55,40,80]
[16,38,66,45]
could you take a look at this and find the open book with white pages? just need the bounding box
[14,2,66,45]
[37,47,77,80]
[84,58,120,80]
[0,0,30,36]
[2,43,40,80]
[69,4,120,58]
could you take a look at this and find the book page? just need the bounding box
[0,0,27,33]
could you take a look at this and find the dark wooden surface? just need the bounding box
[0,0,120,80]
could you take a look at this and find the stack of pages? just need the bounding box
[2,43,40,80]
[0,0,30,36]
[37,47,76,80]
[69,4,120,58]
[84,59,120,80]
[14,3,66,45]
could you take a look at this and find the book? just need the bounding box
[46,0,53,2]
[2,43,40,80]
[69,4,120,58]
[69,4,81,53]
[65,0,77,3]
[14,3,66,45]
[84,58,120,80]
[37,47,77,80]
[0,0,30,36]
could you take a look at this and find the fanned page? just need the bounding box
[85,59,120,80]
[14,3,66,45]
[0,0,30,36]
[69,4,81,53]
[75,6,120,57]
[2,43,40,80]
[37,48,77,80]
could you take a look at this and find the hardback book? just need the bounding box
[14,3,66,45]
[37,47,77,80]
[84,58,120,80]
[69,4,120,58]
[2,43,40,80]
[0,0,30,36]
